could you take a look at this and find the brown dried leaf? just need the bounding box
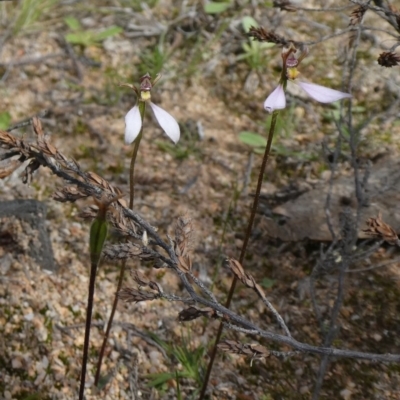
[0,130,20,148]
[364,213,399,245]
[87,171,106,186]
[248,343,270,359]
[218,340,270,360]
[21,159,41,184]
[228,258,245,277]
[79,205,98,220]
[32,117,44,140]
[227,258,254,288]
[53,186,88,202]
[0,159,22,179]
[117,197,128,208]
[39,140,58,156]
[253,279,266,299]
[228,258,271,300]
[177,255,192,273]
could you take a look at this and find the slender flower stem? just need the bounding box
[80,201,109,399]
[199,111,279,400]
[129,130,143,209]
[94,104,145,387]
[79,261,98,400]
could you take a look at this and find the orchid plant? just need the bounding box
[264,43,352,112]
[94,73,180,387]
[202,33,352,397]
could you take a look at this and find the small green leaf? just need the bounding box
[97,371,115,390]
[241,42,251,52]
[261,42,275,50]
[351,106,366,113]
[64,16,81,31]
[65,31,94,46]
[238,131,267,148]
[90,218,108,266]
[0,112,11,130]
[254,147,265,154]
[204,2,230,14]
[147,372,176,387]
[94,26,123,41]
[242,16,258,32]
[261,278,275,289]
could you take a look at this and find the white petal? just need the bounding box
[264,84,286,113]
[124,105,142,144]
[297,81,352,103]
[149,102,180,144]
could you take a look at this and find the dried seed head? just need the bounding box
[378,52,400,68]
[130,270,149,287]
[103,243,153,261]
[273,0,297,12]
[174,217,193,273]
[349,5,367,26]
[148,281,163,294]
[247,26,288,46]
[118,287,159,303]
[108,205,137,237]
[178,306,217,322]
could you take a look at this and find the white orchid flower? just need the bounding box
[296,81,352,103]
[125,102,180,145]
[263,42,352,113]
[123,73,180,145]
[264,84,286,113]
[264,81,352,113]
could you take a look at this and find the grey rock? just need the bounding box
[262,155,400,241]
[0,199,56,272]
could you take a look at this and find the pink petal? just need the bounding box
[149,102,180,144]
[297,81,352,103]
[264,84,286,113]
[124,105,142,144]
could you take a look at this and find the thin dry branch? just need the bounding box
[1,120,400,365]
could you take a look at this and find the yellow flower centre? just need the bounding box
[287,67,299,80]
[140,90,151,102]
